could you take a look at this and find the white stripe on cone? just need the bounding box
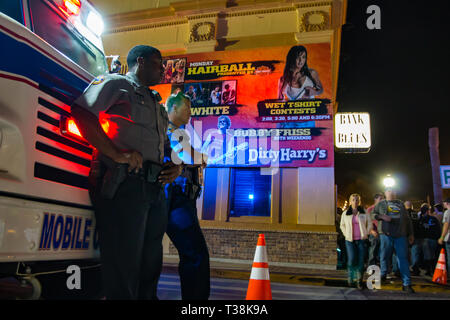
[250,267,270,281]
[253,245,268,263]
[436,253,447,271]
[436,263,446,271]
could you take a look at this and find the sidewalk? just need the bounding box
[162,255,450,294]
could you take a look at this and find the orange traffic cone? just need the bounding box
[246,234,272,300]
[432,248,447,285]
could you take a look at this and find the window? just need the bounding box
[229,168,271,217]
[0,0,23,24]
[28,0,107,76]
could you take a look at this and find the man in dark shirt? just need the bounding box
[372,188,415,293]
[419,204,441,276]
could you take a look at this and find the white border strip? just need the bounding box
[164,255,337,270]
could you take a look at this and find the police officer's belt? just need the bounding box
[98,153,163,187]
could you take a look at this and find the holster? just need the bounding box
[183,166,203,200]
[98,154,128,199]
[184,183,202,200]
[141,161,163,183]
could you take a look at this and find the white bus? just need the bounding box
[0,0,108,299]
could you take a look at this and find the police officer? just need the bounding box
[71,45,181,300]
[164,92,210,300]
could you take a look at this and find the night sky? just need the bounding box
[335,0,450,206]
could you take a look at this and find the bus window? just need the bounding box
[0,0,24,24]
[28,0,107,76]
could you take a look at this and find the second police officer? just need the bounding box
[164,92,211,300]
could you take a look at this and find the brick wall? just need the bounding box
[168,228,338,267]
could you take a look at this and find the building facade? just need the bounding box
[92,0,347,269]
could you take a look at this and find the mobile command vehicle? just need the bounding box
[0,0,109,299]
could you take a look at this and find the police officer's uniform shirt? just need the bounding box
[74,73,169,164]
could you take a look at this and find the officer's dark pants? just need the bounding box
[90,174,167,300]
[166,189,210,300]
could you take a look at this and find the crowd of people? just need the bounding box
[336,190,450,293]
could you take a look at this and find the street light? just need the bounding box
[383,175,396,189]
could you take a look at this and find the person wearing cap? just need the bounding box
[433,203,444,224]
[438,198,450,270]
[371,188,415,293]
[418,203,441,276]
[163,92,210,300]
[71,45,182,299]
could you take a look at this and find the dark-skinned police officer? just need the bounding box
[164,92,210,300]
[71,45,181,300]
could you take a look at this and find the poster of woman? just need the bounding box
[277,45,323,101]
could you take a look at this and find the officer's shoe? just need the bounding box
[402,285,415,294]
[380,275,388,285]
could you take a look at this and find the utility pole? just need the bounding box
[428,127,443,205]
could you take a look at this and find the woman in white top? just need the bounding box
[340,193,372,289]
[278,45,323,101]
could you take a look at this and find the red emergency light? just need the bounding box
[60,116,110,143]
[67,118,82,136]
[60,116,87,143]
[64,0,81,15]
[56,0,81,16]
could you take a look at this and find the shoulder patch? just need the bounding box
[92,75,105,85]
[152,90,162,102]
